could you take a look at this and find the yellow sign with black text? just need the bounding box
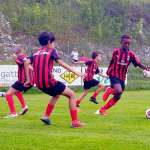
[60,71,78,84]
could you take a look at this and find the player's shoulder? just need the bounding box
[113,48,120,53]
[16,54,27,64]
[128,50,136,56]
[85,60,93,65]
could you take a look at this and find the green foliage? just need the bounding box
[0,0,149,47]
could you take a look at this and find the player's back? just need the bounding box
[31,48,56,89]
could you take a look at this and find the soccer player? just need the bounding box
[76,51,107,107]
[24,32,84,128]
[99,34,150,115]
[4,46,34,118]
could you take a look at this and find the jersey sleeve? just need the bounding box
[130,52,141,67]
[50,49,60,61]
[15,54,27,65]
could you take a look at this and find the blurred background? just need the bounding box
[0,0,150,90]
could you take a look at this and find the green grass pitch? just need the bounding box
[0,90,150,150]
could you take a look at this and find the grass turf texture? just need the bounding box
[0,91,150,150]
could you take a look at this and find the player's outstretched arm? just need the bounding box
[138,63,150,71]
[57,59,82,76]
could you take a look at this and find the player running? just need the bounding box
[24,31,84,128]
[99,34,150,115]
[76,51,107,107]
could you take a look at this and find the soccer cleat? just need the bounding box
[0,92,6,97]
[40,117,51,125]
[71,120,85,128]
[19,106,28,115]
[89,97,99,104]
[4,113,18,118]
[99,108,107,116]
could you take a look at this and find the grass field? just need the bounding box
[0,91,150,150]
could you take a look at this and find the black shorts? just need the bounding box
[11,81,32,92]
[40,81,66,97]
[109,77,125,90]
[84,79,99,90]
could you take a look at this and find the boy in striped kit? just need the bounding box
[24,32,84,128]
[76,51,107,107]
[99,35,150,115]
[4,46,34,118]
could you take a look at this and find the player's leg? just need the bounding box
[41,95,60,125]
[15,92,28,115]
[76,89,89,107]
[90,84,104,104]
[102,86,115,101]
[13,81,31,115]
[62,87,85,128]
[99,77,125,115]
[4,87,18,118]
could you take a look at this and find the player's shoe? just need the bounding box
[71,120,85,128]
[40,117,51,125]
[102,87,112,101]
[89,97,99,104]
[99,108,107,116]
[19,105,28,115]
[76,104,80,108]
[4,113,18,118]
[0,92,6,97]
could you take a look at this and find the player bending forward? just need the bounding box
[24,32,84,128]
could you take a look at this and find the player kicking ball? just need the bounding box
[76,51,108,107]
[24,32,84,128]
[99,34,150,116]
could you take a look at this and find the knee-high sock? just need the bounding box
[44,103,54,118]
[5,94,16,114]
[103,87,114,101]
[91,85,104,98]
[15,92,26,108]
[102,97,117,110]
[70,109,78,122]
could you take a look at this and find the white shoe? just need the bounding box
[4,113,18,118]
[19,106,28,115]
[0,92,5,97]
[94,110,100,115]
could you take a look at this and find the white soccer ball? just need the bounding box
[143,70,150,78]
[145,108,150,119]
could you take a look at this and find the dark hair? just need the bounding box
[38,32,55,46]
[121,34,131,42]
[91,51,102,59]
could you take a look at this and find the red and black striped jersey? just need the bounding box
[107,48,141,81]
[84,60,100,81]
[29,47,60,89]
[16,54,34,85]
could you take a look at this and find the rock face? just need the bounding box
[0,12,15,61]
